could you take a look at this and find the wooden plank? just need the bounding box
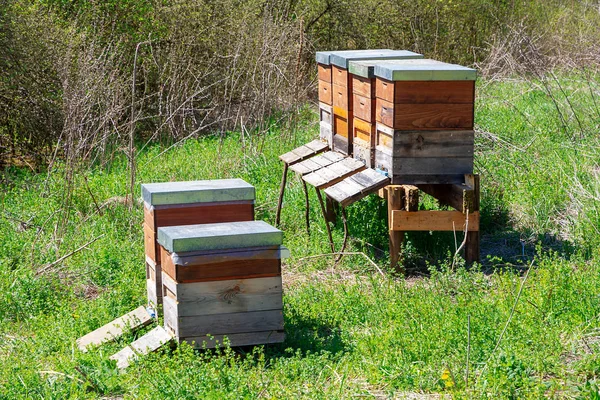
[161,247,281,283]
[391,210,480,232]
[181,330,285,349]
[324,179,363,204]
[464,174,480,264]
[333,113,349,138]
[392,130,474,158]
[167,310,284,338]
[303,158,365,189]
[77,306,153,352]
[289,158,321,175]
[110,326,173,369]
[151,202,254,228]
[403,185,419,211]
[390,157,473,176]
[388,186,405,272]
[308,154,333,168]
[163,275,283,317]
[304,139,329,153]
[347,169,389,193]
[143,223,159,264]
[376,99,474,130]
[375,80,475,104]
[321,151,344,163]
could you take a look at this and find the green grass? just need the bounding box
[1,76,600,398]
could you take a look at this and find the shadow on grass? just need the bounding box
[323,184,574,277]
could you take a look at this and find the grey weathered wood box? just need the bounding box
[316,50,423,156]
[157,221,287,348]
[372,59,476,184]
[141,179,255,308]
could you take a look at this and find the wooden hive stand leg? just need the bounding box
[275,163,289,226]
[315,187,335,253]
[325,195,336,224]
[464,174,480,265]
[387,186,405,273]
[301,179,311,235]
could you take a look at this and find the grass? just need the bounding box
[1,74,600,398]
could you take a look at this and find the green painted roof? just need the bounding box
[141,179,254,206]
[374,59,477,81]
[157,221,283,253]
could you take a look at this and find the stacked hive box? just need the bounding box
[141,179,255,308]
[347,54,426,167]
[315,50,422,156]
[158,221,288,348]
[373,59,477,184]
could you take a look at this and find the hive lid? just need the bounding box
[141,178,254,206]
[331,50,423,70]
[157,221,283,253]
[348,54,427,79]
[315,51,333,65]
[374,59,477,81]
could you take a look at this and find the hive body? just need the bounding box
[141,179,255,308]
[157,221,287,348]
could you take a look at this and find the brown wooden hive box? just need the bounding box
[157,221,288,348]
[316,50,423,156]
[370,59,477,184]
[141,179,255,308]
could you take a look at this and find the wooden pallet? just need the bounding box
[278,140,329,166]
[324,169,390,207]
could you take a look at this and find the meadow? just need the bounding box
[1,75,600,398]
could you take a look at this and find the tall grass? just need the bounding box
[1,75,600,397]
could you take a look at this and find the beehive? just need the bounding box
[373,59,476,184]
[316,51,334,147]
[141,179,255,307]
[157,221,287,348]
[315,50,423,156]
[348,56,431,167]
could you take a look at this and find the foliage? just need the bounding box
[1,76,600,397]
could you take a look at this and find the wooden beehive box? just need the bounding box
[373,59,476,184]
[141,179,255,307]
[317,50,423,156]
[347,54,426,167]
[157,221,287,348]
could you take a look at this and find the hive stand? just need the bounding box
[277,138,480,270]
[380,174,480,270]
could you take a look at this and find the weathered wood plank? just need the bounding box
[321,151,344,163]
[347,169,389,193]
[162,275,283,317]
[376,99,474,130]
[77,306,153,352]
[391,210,480,232]
[304,139,329,153]
[376,80,475,104]
[303,158,365,189]
[110,326,173,369]
[166,310,284,338]
[380,130,474,158]
[181,330,285,349]
[324,180,363,204]
[403,185,419,211]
